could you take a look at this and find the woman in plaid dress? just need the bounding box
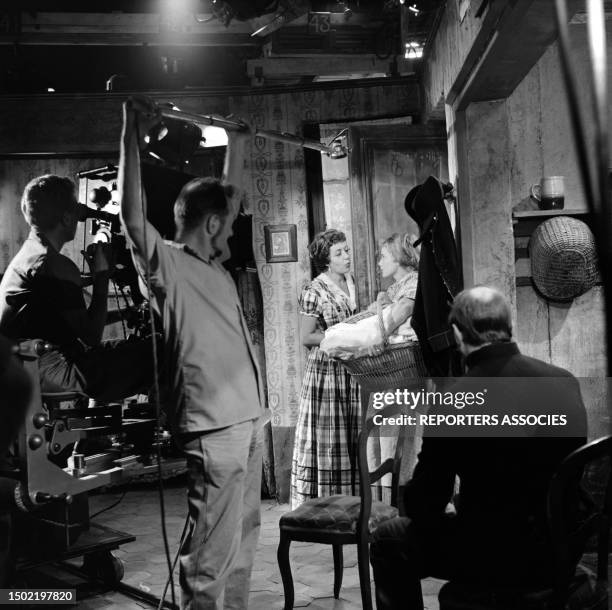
[290,229,362,509]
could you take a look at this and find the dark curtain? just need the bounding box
[225,213,276,499]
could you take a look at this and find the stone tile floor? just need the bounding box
[21,479,444,608]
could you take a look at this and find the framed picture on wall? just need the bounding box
[264,224,298,263]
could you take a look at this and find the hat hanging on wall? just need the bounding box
[529,216,599,301]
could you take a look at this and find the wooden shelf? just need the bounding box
[512,208,589,219]
[512,209,590,238]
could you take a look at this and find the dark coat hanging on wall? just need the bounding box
[405,176,463,377]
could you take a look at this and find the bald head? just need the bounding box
[449,286,512,349]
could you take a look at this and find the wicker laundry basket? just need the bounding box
[530,216,598,302]
[338,307,428,392]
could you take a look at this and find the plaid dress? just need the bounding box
[290,273,362,509]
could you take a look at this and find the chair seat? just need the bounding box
[280,494,398,535]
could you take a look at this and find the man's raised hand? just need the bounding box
[123,96,162,144]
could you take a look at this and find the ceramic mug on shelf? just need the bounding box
[530,176,565,210]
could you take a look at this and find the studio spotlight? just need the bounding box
[325,128,349,159]
[145,117,202,168]
[329,138,348,159]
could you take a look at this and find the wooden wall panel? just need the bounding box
[463,101,516,307]
[515,285,551,363]
[548,288,606,377]
[506,64,544,210]
[505,23,608,439]
[548,288,608,439]
[422,0,487,119]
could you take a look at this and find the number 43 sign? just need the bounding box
[308,12,331,34]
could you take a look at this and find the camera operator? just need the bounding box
[0,174,152,401]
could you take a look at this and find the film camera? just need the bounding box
[77,200,139,296]
[76,166,149,338]
[76,162,199,333]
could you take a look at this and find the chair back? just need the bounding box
[547,434,612,606]
[357,402,408,539]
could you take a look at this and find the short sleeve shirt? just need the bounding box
[386,270,418,340]
[386,270,418,303]
[0,231,87,347]
[299,273,357,331]
[132,232,263,434]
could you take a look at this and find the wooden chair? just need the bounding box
[438,435,612,610]
[277,402,408,610]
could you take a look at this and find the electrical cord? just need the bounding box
[157,513,190,610]
[89,490,128,520]
[135,113,176,607]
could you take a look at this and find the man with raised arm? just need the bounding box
[118,98,264,610]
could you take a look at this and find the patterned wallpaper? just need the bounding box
[0,80,419,432]
[235,85,419,427]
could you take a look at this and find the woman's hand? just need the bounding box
[301,316,324,347]
[367,291,391,312]
[376,291,392,307]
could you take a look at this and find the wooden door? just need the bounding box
[348,124,448,308]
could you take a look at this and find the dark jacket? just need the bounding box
[404,342,587,585]
[405,176,462,376]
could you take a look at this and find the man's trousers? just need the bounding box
[179,418,263,610]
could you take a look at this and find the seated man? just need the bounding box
[370,286,587,609]
[0,174,152,401]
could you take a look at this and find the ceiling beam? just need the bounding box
[247,55,415,83]
[450,0,584,108]
[0,10,400,47]
[0,11,256,46]
[0,32,255,47]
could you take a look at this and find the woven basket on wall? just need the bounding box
[529,216,598,301]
